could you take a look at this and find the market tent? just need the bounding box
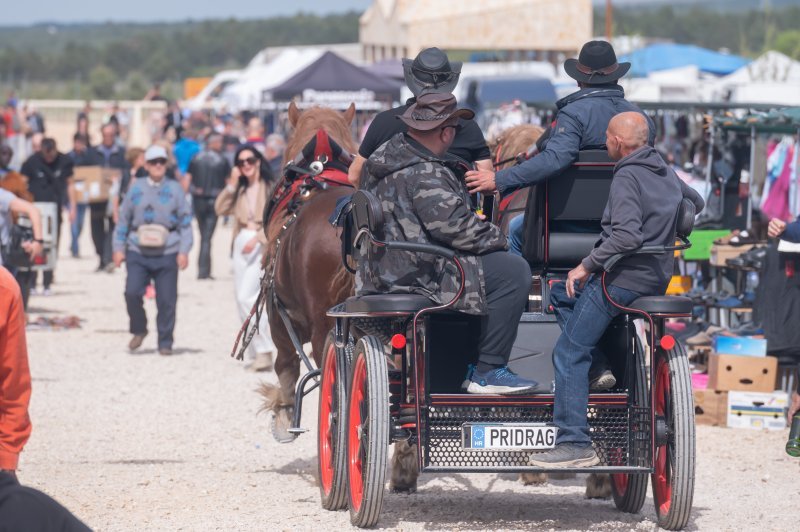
[620,44,750,77]
[720,51,800,84]
[715,107,800,134]
[267,51,402,103]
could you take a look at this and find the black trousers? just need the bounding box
[0,471,91,531]
[125,251,179,349]
[193,196,218,279]
[478,251,531,366]
[89,202,109,267]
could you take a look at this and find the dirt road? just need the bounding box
[20,224,800,531]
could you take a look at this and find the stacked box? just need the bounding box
[727,391,788,430]
[693,389,728,426]
[707,354,777,393]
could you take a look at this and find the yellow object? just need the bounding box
[666,275,691,295]
[183,77,212,100]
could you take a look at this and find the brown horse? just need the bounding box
[258,102,357,442]
[490,124,611,499]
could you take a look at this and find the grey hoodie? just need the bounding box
[582,145,704,295]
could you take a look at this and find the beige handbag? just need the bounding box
[137,224,169,248]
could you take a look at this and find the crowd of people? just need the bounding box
[0,95,284,368]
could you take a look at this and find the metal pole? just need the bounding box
[606,0,613,41]
[792,128,800,217]
[705,122,715,204]
[747,125,755,229]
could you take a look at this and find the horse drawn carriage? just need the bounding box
[249,104,694,529]
[308,150,696,529]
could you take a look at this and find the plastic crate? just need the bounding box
[683,229,730,261]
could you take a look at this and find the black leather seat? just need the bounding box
[343,294,434,313]
[628,296,693,315]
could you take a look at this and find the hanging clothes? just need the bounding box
[761,137,794,221]
[754,244,800,353]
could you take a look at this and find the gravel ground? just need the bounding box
[19,223,800,531]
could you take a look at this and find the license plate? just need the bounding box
[462,423,557,450]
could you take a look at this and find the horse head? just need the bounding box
[284,101,357,167]
[490,124,544,171]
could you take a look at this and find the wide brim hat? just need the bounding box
[564,40,631,85]
[402,47,462,97]
[398,92,474,131]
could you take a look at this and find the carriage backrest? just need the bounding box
[522,150,615,274]
[676,197,696,240]
[339,190,385,273]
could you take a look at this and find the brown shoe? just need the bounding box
[158,347,173,356]
[128,333,147,351]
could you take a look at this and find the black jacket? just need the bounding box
[582,145,704,295]
[188,150,230,198]
[21,152,74,206]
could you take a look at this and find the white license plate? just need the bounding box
[462,423,557,450]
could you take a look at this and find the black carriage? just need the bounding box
[312,151,696,528]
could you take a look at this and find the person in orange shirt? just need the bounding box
[0,265,32,478]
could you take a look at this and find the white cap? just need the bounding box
[145,145,168,162]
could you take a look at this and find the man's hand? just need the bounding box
[177,254,189,270]
[21,240,42,260]
[768,218,787,239]
[464,169,497,194]
[789,391,800,422]
[113,251,125,268]
[566,263,591,299]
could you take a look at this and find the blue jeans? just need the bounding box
[508,215,525,256]
[70,203,88,257]
[549,276,642,445]
[125,251,179,349]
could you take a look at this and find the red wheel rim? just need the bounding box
[653,356,672,516]
[348,354,367,512]
[319,343,336,495]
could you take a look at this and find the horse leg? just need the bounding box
[389,440,419,493]
[258,312,301,443]
[585,473,612,499]
[519,472,548,485]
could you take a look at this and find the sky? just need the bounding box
[6,0,373,26]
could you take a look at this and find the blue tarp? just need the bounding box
[620,44,750,77]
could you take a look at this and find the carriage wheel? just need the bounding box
[318,332,348,510]
[651,341,695,530]
[347,336,389,528]
[611,336,649,514]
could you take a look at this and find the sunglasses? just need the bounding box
[236,156,258,168]
[148,158,168,166]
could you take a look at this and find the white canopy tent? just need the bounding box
[707,51,800,105]
[221,49,323,112]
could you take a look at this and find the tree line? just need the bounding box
[1,6,800,99]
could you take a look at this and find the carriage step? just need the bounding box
[288,427,309,434]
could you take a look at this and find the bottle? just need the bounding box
[787,412,800,458]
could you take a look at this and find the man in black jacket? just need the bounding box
[187,133,230,279]
[529,112,704,467]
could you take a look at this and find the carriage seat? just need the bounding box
[343,293,434,314]
[628,296,693,315]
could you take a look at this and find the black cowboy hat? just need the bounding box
[398,92,474,131]
[564,40,631,85]
[402,47,462,97]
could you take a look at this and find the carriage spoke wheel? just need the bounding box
[318,332,347,510]
[611,336,648,514]
[347,336,389,528]
[651,342,695,530]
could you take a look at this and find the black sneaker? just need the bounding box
[529,443,600,468]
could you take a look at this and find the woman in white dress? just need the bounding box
[215,146,276,371]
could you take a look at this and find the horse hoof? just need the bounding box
[390,482,417,494]
[271,408,298,444]
[585,473,612,499]
[519,472,548,485]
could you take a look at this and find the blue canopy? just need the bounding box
[620,44,750,77]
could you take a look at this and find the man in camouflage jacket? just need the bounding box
[359,92,539,394]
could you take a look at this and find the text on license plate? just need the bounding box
[462,423,557,450]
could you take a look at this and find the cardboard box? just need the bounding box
[694,389,728,426]
[712,335,767,357]
[727,390,788,430]
[73,166,120,203]
[710,243,754,267]
[707,353,778,392]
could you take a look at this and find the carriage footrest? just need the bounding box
[423,396,650,470]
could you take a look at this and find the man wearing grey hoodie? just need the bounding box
[530,112,704,467]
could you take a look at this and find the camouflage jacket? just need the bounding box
[357,133,508,315]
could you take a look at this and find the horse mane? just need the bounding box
[283,106,358,166]
[489,124,544,170]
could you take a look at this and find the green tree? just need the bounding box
[772,30,800,59]
[88,65,116,98]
